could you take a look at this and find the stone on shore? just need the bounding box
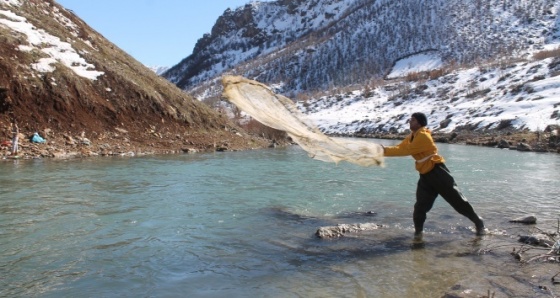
[516,142,532,151]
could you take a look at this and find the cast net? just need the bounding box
[222,76,384,167]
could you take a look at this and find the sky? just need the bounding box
[55,0,268,67]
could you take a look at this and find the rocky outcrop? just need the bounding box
[497,139,510,149]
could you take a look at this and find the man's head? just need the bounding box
[409,112,427,132]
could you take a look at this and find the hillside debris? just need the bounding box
[510,218,560,264]
[30,132,46,143]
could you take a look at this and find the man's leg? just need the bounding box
[414,175,438,236]
[427,164,485,234]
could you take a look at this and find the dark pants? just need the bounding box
[414,163,482,234]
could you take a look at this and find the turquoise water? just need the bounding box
[1,141,559,297]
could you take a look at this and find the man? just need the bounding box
[382,112,485,239]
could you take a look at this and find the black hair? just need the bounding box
[411,112,428,127]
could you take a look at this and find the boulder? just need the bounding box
[497,139,510,148]
[439,118,452,129]
[516,142,532,151]
[182,148,199,153]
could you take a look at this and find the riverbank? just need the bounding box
[2,127,559,160]
[0,128,272,160]
[349,128,560,154]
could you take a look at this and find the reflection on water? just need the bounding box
[0,142,559,297]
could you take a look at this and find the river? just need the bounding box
[1,140,559,297]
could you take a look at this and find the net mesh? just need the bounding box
[222,75,384,167]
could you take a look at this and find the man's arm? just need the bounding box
[384,130,434,157]
[383,137,411,156]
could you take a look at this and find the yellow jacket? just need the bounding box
[383,127,445,174]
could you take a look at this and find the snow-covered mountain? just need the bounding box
[164,0,560,97]
[163,0,560,134]
[149,65,170,75]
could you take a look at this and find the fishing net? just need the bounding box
[222,75,384,167]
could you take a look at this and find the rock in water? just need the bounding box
[315,223,383,238]
[509,215,537,224]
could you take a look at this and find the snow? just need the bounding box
[301,54,560,133]
[0,8,104,80]
[148,65,170,75]
[386,52,444,79]
[1,0,20,6]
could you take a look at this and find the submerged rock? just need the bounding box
[316,222,383,238]
[509,215,537,224]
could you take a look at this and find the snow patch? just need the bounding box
[302,56,560,133]
[1,0,21,7]
[387,52,443,79]
[0,9,104,80]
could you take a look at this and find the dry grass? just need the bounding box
[532,47,560,60]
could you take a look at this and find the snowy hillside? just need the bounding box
[164,0,560,100]
[300,52,560,134]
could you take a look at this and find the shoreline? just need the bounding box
[340,129,560,154]
[2,130,559,161]
[0,129,272,161]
